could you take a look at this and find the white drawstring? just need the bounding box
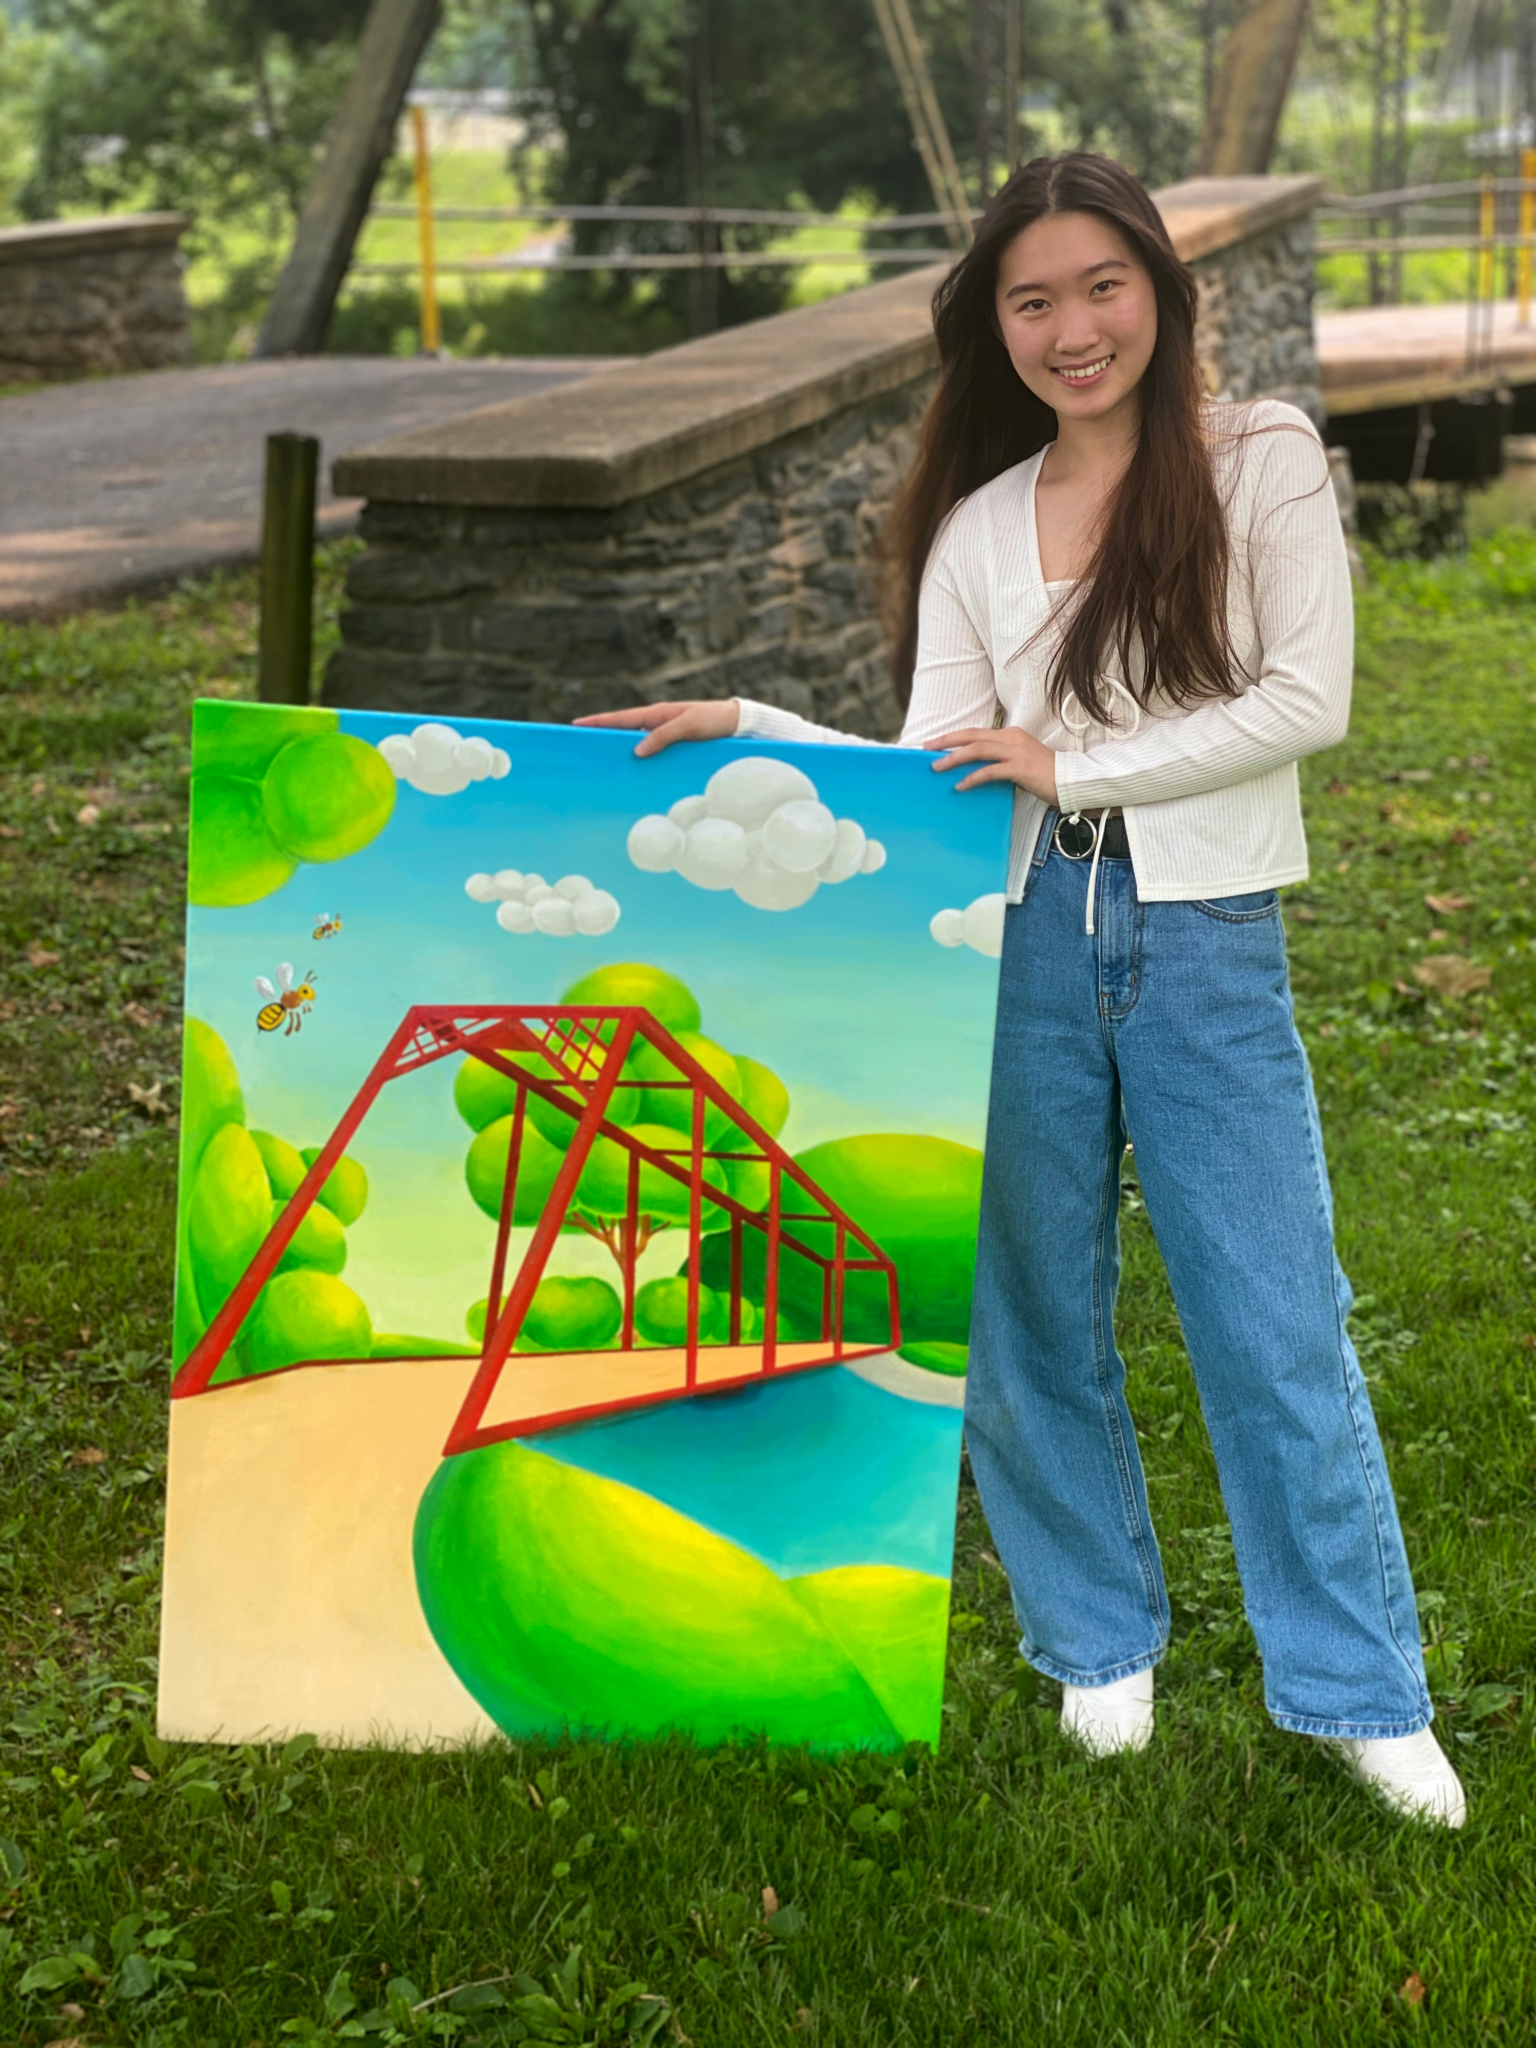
[1084,809,1108,936]
[1058,678,1139,937]
[1057,808,1112,936]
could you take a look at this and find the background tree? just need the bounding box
[18,0,366,332]
[516,0,980,332]
[2,0,1450,352]
[455,961,791,1342]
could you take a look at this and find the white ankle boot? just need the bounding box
[1060,1667,1155,1756]
[1331,1727,1468,1828]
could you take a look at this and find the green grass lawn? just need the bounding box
[1,536,1534,2045]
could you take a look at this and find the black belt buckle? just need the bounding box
[1053,813,1099,860]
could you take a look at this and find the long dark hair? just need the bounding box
[884,152,1239,724]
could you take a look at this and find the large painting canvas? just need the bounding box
[159,701,1011,1753]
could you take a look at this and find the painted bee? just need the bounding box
[313,912,343,940]
[255,963,317,1036]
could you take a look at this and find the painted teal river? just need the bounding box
[525,1365,963,1581]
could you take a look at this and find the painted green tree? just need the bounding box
[189,701,396,909]
[454,961,980,1367]
[454,961,790,1347]
[177,1019,375,1380]
[696,1130,982,1372]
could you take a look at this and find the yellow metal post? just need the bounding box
[409,102,441,356]
[1479,172,1495,305]
[1520,148,1535,328]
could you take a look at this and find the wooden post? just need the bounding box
[686,0,718,338]
[870,0,971,250]
[1004,0,1021,174]
[974,0,995,202]
[1520,147,1535,328]
[257,0,442,356]
[258,433,318,706]
[1479,172,1496,307]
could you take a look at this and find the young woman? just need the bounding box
[578,152,1465,1827]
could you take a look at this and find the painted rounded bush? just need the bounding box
[630,1031,740,1145]
[699,1134,982,1347]
[249,1129,306,1201]
[455,1050,642,1156]
[521,1276,623,1352]
[634,1276,726,1347]
[181,1018,245,1170]
[244,1270,373,1375]
[261,732,396,864]
[467,1277,626,1351]
[725,1159,772,1212]
[560,962,701,1036]
[274,1199,348,1276]
[193,701,333,780]
[527,1067,643,1149]
[465,1113,568,1226]
[299,1147,369,1225]
[789,1135,982,1345]
[897,1341,968,1377]
[177,1019,250,1358]
[189,774,297,907]
[454,1055,518,1133]
[734,1054,790,1138]
[188,1123,273,1300]
[575,1122,726,1232]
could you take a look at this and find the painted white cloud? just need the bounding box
[627,756,886,913]
[931,893,1006,958]
[464,868,621,937]
[379,721,510,796]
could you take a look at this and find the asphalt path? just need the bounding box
[0,354,610,616]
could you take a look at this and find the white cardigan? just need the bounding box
[733,399,1352,902]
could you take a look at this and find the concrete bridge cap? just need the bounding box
[0,212,192,268]
[332,174,1325,513]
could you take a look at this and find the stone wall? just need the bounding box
[327,175,1322,731]
[0,214,193,384]
[330,379,930,736]
[1193,215,1321,423]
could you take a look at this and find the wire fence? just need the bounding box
[1316,165,1536,319]
[352,201,969,279]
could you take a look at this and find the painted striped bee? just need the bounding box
[255,963,317,1036]
[313,912,343,941]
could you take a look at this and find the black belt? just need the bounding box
[1053,810,1130,861]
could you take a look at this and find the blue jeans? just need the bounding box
[964,823,1432,1739]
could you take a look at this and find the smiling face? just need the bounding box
[993,209,1158,426]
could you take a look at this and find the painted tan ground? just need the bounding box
[159,1355,496,1748]
[157,1341,866,1748]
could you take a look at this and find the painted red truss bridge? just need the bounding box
[172,1005,903,1450]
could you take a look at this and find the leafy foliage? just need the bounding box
[16,0,360,330]
[517,0,958,330]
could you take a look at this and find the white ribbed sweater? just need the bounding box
[734,398,1352,901]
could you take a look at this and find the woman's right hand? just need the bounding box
[573,699,740,757]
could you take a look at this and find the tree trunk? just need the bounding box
[258,0,441,357]
[1199,0,1310,176]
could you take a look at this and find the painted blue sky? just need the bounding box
[186,710,1011,1342]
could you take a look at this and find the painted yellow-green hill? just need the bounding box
[413,1442,949,1751]
[785,1565,950,1743]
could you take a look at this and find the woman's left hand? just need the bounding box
[934,726,1060,804]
